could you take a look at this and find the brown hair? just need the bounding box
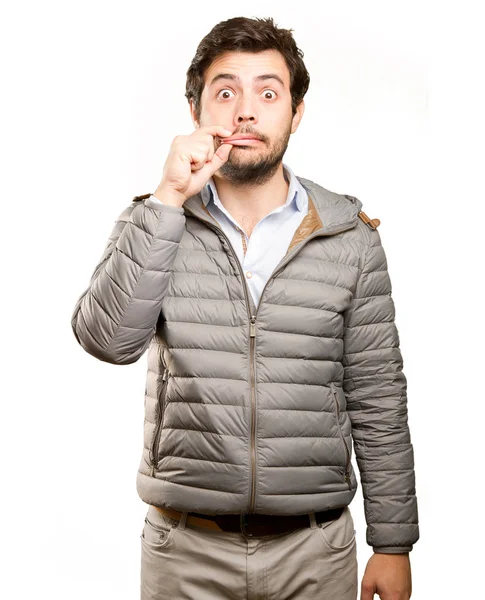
[185,16,310,122]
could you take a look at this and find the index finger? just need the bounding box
[197,125,235,138]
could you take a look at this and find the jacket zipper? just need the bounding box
[150,367,169,476]
[249,315,257,512]
[245,223,359,509]
[331,383,352,489]
[183,204,359,510]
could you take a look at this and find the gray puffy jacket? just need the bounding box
[71,176,419,554]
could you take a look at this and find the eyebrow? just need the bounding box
[209,73,285,88]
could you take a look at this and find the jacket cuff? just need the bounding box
[373,546,413,554]
[145,194,184,213]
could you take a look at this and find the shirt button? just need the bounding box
[246,271,252,279]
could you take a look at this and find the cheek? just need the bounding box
[198,102,220,124]
[204,102,230,118]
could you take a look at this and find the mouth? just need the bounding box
[222,137,262,146]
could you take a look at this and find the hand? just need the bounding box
[360,553,412,599]
[153,125,235,206]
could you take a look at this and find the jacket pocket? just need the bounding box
[150,367,170,475]
[330,382,352,488]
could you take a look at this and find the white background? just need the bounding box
[1,1,482,598]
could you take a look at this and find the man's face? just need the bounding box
[192,49,304,187]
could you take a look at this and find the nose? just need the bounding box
[233,95,258,126]
[237,115,255,123]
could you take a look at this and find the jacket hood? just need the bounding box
[296,176,364,231]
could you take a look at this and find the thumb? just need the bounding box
[209,142,233,172]
[194,142,232,184]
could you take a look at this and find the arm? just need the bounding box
[343,224,419,554]
[71,195,185,365]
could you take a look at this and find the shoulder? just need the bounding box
[343,194,381,231]
[340,194,385,258]
[111,194,150,224]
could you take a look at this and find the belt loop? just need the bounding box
[308,512,318,529]
[178,511,188,531]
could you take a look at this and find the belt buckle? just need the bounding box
[240,514,256,537]
[240,513,280,538]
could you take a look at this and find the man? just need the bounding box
[71,15,419,600]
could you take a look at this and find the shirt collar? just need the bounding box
[200,162,307,213]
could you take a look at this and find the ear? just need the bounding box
[189,99,200,129]
[291,99,305,134]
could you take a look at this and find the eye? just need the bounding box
[262,90,277,99]
[217,88,235,100]
[216,88,277,100]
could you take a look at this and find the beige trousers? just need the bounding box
[140,504,358,599]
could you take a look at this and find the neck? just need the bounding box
[211,163,290,221]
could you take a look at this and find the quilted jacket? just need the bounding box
[71,175,420,554]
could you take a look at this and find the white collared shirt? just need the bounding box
[146,162,308,309]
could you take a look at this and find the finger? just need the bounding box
[189,141,216,170]
[198,125,234,139]
[360,585,374,600]
[195,141,214,165]
[206,144,215,163]
[194,142,232,180]
[189,151,208,171]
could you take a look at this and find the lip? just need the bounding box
[222,137,262,145]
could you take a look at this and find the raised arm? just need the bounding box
[71,197,185,365]
[71,124,236,365]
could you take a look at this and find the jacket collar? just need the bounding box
[183,175,364,247]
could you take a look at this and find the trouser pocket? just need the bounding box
[317,506,356,552]
[140,505,179,550]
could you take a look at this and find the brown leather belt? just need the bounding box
[153,505,345,537]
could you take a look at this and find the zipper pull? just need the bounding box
[162,368,168,381]
[250,315,256,337]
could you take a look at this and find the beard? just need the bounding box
[214,120,292,188]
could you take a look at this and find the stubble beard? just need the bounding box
[215,121,292,189]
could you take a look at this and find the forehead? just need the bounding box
[203,50,290,88]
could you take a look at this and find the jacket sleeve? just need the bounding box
[342,224,420,554]
[145,194,165,208]
[71,195,186,365]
